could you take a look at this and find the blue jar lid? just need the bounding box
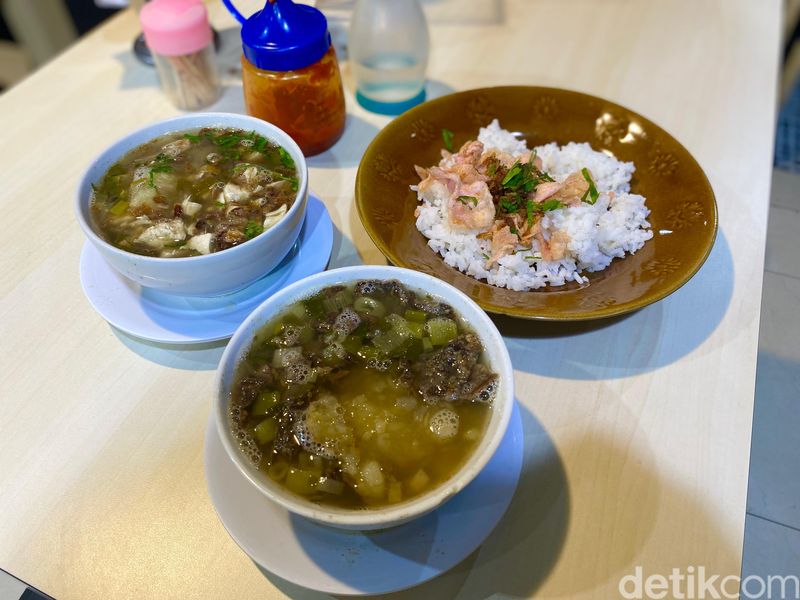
[225,0,331,72]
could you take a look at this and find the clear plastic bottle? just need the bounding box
[349,0,430,115]
[140,0,220,110]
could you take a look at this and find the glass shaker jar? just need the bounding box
[140,0,220,110]
[223,0,346,156]
[349,0,430,115]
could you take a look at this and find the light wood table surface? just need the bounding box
[0,1,781,598]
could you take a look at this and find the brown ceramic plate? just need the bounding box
[355,86,717,320]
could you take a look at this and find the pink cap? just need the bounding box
[140,0,212,57]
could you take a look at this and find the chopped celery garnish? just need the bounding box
[373,328,410,354]
[253,418,278,445]
[285,468,319,495]
[385,313,405,328]
[286,302,307,321]
[404,309,427,323]
[403,337,424,360]
[407,321,424,339]
[268,460,289,482]
[302,293,326,319]
[252,390,280,416]
[322,289,353,314]
[299,452,324,474]
[353,296,386,318]
[386,313,413,337]
[427,318,458,346]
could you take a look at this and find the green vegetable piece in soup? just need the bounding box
[268,459,289,481]
[252,390,280,416]
[407,321,425,339]
[404,309,427,323]
[253,418,278,445]
[285,468,319,496]
[89,127,299,258]
[427,317,458,346]
[228,280,498,509]
[353,296,386,318]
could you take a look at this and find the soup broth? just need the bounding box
[229,280,498,509]
[90,127,298,258]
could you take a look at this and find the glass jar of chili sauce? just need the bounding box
[223,0,346,156]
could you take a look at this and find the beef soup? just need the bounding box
[228,280,498,509]
[90,127,299,258]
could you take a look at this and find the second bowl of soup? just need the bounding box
[75,113,308,296]
[215,265,514,530]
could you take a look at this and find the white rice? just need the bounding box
[414,119,653,290]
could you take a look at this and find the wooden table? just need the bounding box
[0,1,781,598]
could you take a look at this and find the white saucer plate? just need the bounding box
[204,402,523,596]
[79,195,333,345]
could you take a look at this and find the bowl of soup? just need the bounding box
[214,265,514,530]
[75,113,308,296]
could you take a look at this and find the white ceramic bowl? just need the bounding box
[75,113,308,296]
[214,265,514,530]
